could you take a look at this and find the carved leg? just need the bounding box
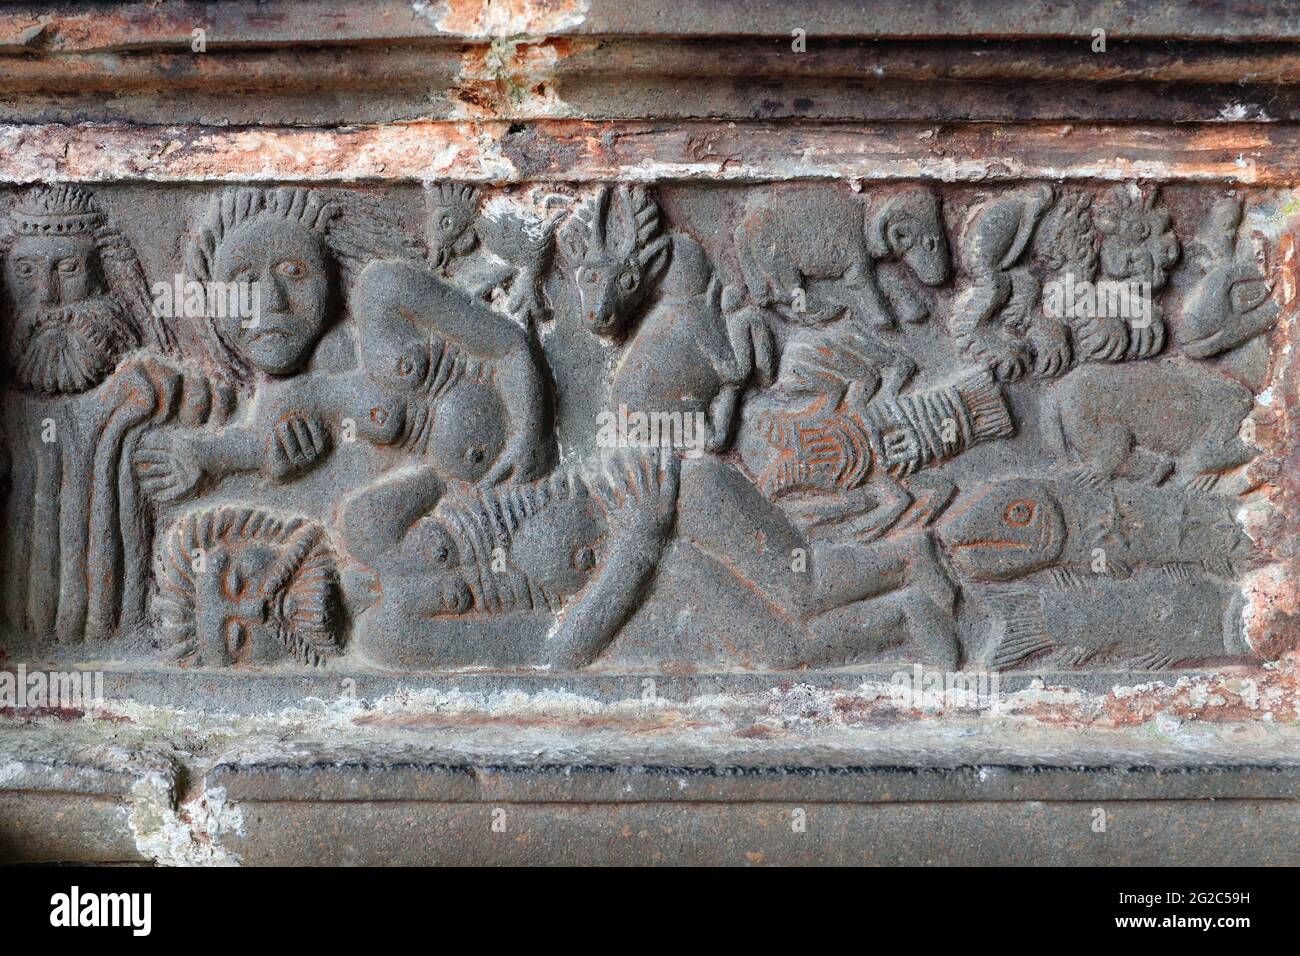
[804,583,959,669]
[879,268,929,324]
[676,457,814,613]
[734,228,775,307]
[506,263,548,324]
[841,259,896,330]
[1115,446,1175,486]
[1069,426,1133,487]
[1180,420,1257,493]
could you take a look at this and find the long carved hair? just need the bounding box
[183,187,422,390]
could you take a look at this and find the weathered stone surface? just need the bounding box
[0,178,1291,674]
[1,0,1298,865]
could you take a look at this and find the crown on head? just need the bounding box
[9,185,105,237]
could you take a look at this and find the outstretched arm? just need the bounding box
[544,453,679,669]
[339,464,446,569]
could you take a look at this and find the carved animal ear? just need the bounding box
[887,219,917,254]
[638,233,671,281]
[1192,197,1243,267]
[864,196,893,260]
[558,215,587,262]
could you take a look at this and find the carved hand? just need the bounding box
[880,426,922,477]
[1074,313,1128,362]
[1027,316,1072,378]
[1126,316,1166,359]
[597,450,681,538]
[265,413,331,482]
[134,432,205,503]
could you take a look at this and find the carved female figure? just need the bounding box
[133,187,420,500]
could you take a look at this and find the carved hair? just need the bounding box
[0,184,176,356]
[1035,190,1097,279]
[427,182,482,211]
[1093,185,1180,289]
[153,506,341,666]
[438,468,596,615]
[184,187,422,387]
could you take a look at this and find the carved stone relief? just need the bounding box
[0,179,1289,674]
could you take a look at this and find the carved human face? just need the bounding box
[192,542,289,666]
[2,233,132,395]
[212,218,330,376]
[3,234,105,310]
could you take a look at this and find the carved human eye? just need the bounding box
[369,406,388,425]
[57,258,81,274]
[1004,500,1036,526]
[439,214,454,230]
[618,271,638,291]
[921,234,938,252]
[14,260,35,278]
[275,259,308,279]
[429,532,459,569]
[465,446,485,465]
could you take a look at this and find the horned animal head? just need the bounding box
[559,185,671,338]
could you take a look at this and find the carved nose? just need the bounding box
[35,276,57,306]
[263,276,290,312]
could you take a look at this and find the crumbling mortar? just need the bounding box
[3,663,1297,865]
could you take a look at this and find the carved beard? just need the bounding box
[6,294,137,396]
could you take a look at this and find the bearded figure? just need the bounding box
[0,184,185,643]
